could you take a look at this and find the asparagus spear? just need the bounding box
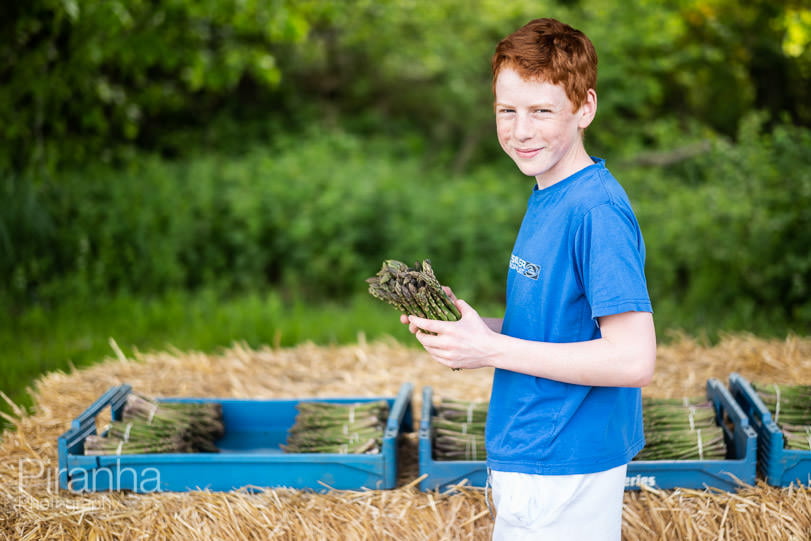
[366,258,460,321]
[83,391,224,455]
[753,382,811,449]
[283,400,390,454]
[431,398,489,461]
[636,396,727,461]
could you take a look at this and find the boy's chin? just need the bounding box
[513,162,547,178]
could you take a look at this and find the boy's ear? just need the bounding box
[578,89,598,129]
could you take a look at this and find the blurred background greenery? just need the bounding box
[1,0,810,420]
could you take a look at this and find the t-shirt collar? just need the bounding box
[531,157,605,195]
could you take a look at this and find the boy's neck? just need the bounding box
[534,147,595,190]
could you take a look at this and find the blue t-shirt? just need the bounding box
[486,158,652,475]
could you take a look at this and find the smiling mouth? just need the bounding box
[515,148,542,158]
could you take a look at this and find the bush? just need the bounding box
[2,121,809,337]
[626,114,811,334]
[0,131,526,308]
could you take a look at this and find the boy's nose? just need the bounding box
[513,113,533,140]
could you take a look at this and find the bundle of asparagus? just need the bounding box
[430,396,728,462]
[283,400,390,454]
[635,397,727,461]
[753,382,811,451]
[432,398,487,461]
[366,259,461,321]
[84,393,224,455]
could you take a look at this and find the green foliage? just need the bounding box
[579,0,811,153]
[2,0,810,384]
[0,131,527,309]
[3,121,810,337]
[273,0,560,171]
[627,113,811,333]
[0,0,311,172]
[5,0,808,175]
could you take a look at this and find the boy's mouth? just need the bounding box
[514,147,542,159]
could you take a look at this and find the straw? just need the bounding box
[1,333,810,539]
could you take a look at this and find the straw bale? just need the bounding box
[1,333,810,540]
[646,331,811,398]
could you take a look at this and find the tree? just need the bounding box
[0,0,312,174]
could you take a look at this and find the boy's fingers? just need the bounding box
[455,298,476,317]
[408,315,440,334]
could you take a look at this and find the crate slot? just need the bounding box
[417,380,757,492]
[58,382,414,493]
[729,372,811,487]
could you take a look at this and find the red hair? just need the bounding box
[492,18,597,111]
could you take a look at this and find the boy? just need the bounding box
[401,18,656,540]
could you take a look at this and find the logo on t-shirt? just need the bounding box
[510,253,541,280]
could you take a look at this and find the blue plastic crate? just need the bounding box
[729,372,811,487]
[627,378,757,491]
[417,386,487,492]
[418,380,757,492]
[58,382,414,493]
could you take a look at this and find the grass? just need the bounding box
[0,288,432,429]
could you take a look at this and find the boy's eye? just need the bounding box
[534,108,552,114]
[497,108,515,114]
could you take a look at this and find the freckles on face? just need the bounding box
[494,68,590,183]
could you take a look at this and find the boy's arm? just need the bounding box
[406,300,655,388]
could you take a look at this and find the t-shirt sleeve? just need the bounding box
[574,202,653,319]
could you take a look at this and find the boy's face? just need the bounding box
[495,67,596,188]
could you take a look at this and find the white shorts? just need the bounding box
[489,464,627,541]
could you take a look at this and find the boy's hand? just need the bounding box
[442,285,458,303]
[402,298,498,371]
